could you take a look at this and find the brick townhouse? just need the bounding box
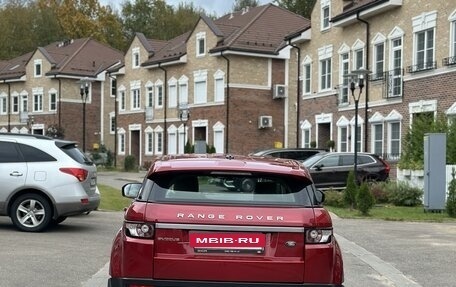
[0,38,123,152]
[110,4,310,167]
[285,0,456,167]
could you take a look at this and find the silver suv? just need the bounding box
[0,133,100,232]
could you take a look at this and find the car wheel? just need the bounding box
[10,194,52,232]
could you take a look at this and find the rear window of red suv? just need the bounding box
[142,171,317,207]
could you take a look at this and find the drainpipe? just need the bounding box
[221,52,230,154]
[158,63,168,155]
[289,41,301,148]
[108,72,118,167]
[7,82,11,132]
[356,12,370,152]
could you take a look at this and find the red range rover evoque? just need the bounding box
[108,154,344,287]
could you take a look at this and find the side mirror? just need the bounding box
[122,183,142,198]
[315,189,325,205]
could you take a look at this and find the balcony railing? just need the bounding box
[382,68,403,99]
[442,56,456,67]
[406,61,437,73]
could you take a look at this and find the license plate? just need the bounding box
[190,232,266,254]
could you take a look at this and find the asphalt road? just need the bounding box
[1,171,455,287]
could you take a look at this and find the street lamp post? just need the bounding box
[347,68,369,184]
[178,103,190,153]
[79,78,90,153]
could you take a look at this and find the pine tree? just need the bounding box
[343,170,357,210]
[357,183,374,215]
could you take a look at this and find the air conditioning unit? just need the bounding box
[273,84,287,99]
[258,115,272,129]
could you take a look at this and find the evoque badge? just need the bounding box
[285,241,297,247]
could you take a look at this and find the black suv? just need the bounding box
[302,152,390,189]
[251,148,327,162]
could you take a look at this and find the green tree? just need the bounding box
[343,170,357,210]
[357,183,374,215]
[446,168,456,217]
[273,0,316,19]
[232,0,259,11]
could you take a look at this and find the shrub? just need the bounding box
[343,170,357,209]
[357,183,375,215]
[124,155,136,171]
[388,181,423,206]
[447,168,456,217]
[323,189,345,208]
[369,181,390,204]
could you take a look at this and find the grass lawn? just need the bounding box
[98,184,132,211]
[326,205,456,222]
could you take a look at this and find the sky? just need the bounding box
[101,0,274,17]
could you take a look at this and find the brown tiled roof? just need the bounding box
[0,52,33,81]
[0,38,123,81]
[331,0,386,22]
[141,3,310,66]
[212,4,310,54]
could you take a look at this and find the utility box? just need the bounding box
[424,133,446,212]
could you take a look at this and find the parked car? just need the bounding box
[302,152,390,189]
[108,154,344,287]
[0,133,100,232]
[250,147,327,162]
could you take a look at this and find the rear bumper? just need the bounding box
[108,278,343,287]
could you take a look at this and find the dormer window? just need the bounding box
[196,32,206,57]
[34,59,42,77]
[132,47,140,69]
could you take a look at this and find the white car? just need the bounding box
[0,133,100,232]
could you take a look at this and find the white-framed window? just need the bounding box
[145,127,153,155]
[196,32,206,57]
[372,123,384,156]
[155,81,163,108]
[213,121,225,153]
[300,120,312,148]
[11,93,19,114]
[352,40,365,71]
[339,126,348,152]
[132,47,140,69]
[302,56,312,96]
[49,90,57,112]
[318,45,332,92]
[155,128,163,154]
[109,112,115,134]
[214,70,225,102]
[118,129,126,155]
[168,78,177,108]
[0,93,7,115]
[350,116,364,152]
[320,58,331,91]
[337,116,349,152]
[20,94,28,112]
[119,90,126,111]
[451,10,456,57]
[339,51,349,105]
[412,11,436,70]
[388,28,404,97]
[178,76,189,105]
[168,125,177,155]
[110,78,117,98]
[373,34,385,80]
[33,93,43,112]
[321,0,330,31]
[131,88,140,110]
[194,70,207,104]
[145,83,154,108]
[34,59,42,77]
[388,122,401,158]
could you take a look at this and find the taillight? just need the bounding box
[305,229,332,244]
[379,157,391,174]
[125,222,154,239]
[59,168,88,182]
